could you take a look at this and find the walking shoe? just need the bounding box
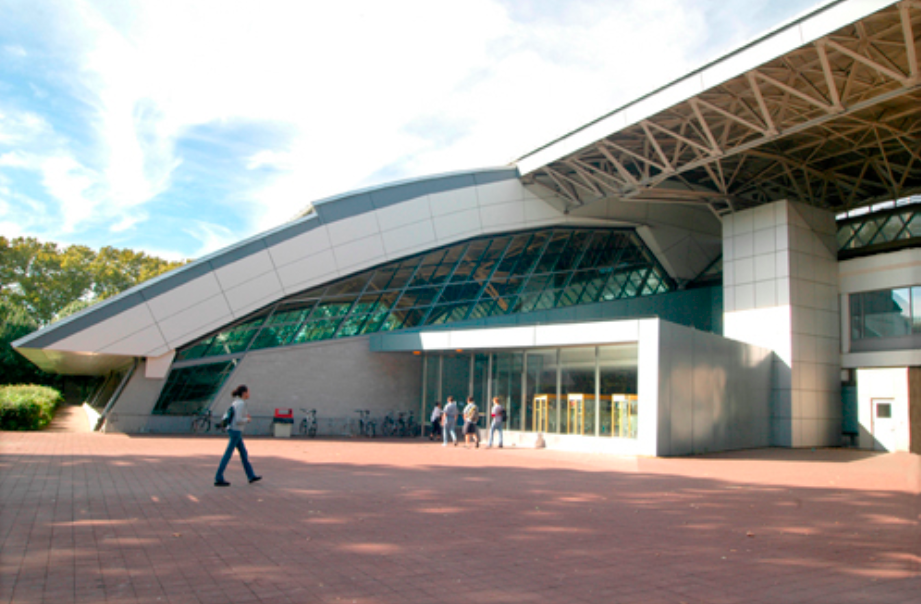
[214,480,230,487]
[248,476,262,484]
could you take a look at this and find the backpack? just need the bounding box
[499,408,507,421]
[219,405,235,429]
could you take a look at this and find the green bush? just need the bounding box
[0,385,64,430]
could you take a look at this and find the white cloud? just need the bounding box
[0,0,824,257]
[3,45,27,58]
[184,220,236,259]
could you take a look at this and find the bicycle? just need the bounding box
[191,408,214,434]
[299,408,318,437]
[354,409,375,438]
[380,411,397,437]
[405,410,421,437]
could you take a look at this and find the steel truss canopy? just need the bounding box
[517,0,921,216]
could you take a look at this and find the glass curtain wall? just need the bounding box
[491,352,524,430]
[428,344,639,440]
[560,347,597,436]
[525,349,559,434]
[599,345,639,437]
[422,355,440,431]
[152,360,239,415]
[850,287,919,339]
[175,228,671,363]
[473,354,489,426]
[441,354,471,411]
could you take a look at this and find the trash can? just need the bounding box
[273,408,294,438]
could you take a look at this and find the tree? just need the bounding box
[0,236,187,325]
[0,236,94,325]
[0,301,48,385]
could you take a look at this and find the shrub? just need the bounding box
[0,385,64,430]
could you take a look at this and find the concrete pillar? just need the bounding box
[723,200,841,447]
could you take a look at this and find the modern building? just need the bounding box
[14,0,921,455]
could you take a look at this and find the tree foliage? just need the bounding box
[0,236,188,325]
[0,300,46,385]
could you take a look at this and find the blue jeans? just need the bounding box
[215,429,256,482]
[443,418,457,443]
[489,419,503,447]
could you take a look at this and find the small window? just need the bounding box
[876,403,892,419]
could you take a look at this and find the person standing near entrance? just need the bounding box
[442,396,459,447]
[488,397,504,448]
[214,385,262,487]
[429,402,443,441]
[462,396,480,448]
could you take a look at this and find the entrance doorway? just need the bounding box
[871,398,896,451]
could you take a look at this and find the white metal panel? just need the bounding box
[267,224,332,269]
[535,320,639,347]
[158,294,233,344]
[636,319,660,456]
[451,326,536,349]
[799,0,896,44]
[326,212,380,248]
[381,220,437,258]
[223,272,284,315]
[838,248,921,294]
[145,273,223,322]
[376,196,432,232]
[479,202,526,232]
[429,185,479,217]
[145,351,176,379]
[98,325,169,356]
[701,26,805,90]
[214,249,276,292]
[475,179,526,206]
[432,208,482,242]
[49,303,160,353]
[418,331,452,349]
[275,250,338,293]
[523,197,564,225]
[756,280,777,308]
[332,235,386,273]
[624,75,705,127]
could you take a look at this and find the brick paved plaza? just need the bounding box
[1,406,919,603]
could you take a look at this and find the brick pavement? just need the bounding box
[1,415,919,604]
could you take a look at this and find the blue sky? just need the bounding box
[0,0,824,261]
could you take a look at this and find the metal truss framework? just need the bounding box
[524,1,921,216]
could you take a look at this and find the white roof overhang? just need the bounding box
[517,0,921,216]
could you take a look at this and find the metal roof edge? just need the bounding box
[12,166,520,352]
[514,0,897,175]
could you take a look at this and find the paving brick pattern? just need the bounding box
[2,409,919,603]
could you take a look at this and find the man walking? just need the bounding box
[442,396,459,447]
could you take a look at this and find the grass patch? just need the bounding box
[0,385,64,430]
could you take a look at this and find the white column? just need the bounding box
[723,200,841,447]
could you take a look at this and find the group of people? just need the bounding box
[429,396,506,449]
[213,386,508,487]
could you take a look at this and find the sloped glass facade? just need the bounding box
[176,227,673,362]
[161,227,673,415]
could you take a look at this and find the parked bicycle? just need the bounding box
[380,411,397,437]
[191,408,215,434]
[299,408,318,437]
[354,409,375,438]
[404,410,421,437]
